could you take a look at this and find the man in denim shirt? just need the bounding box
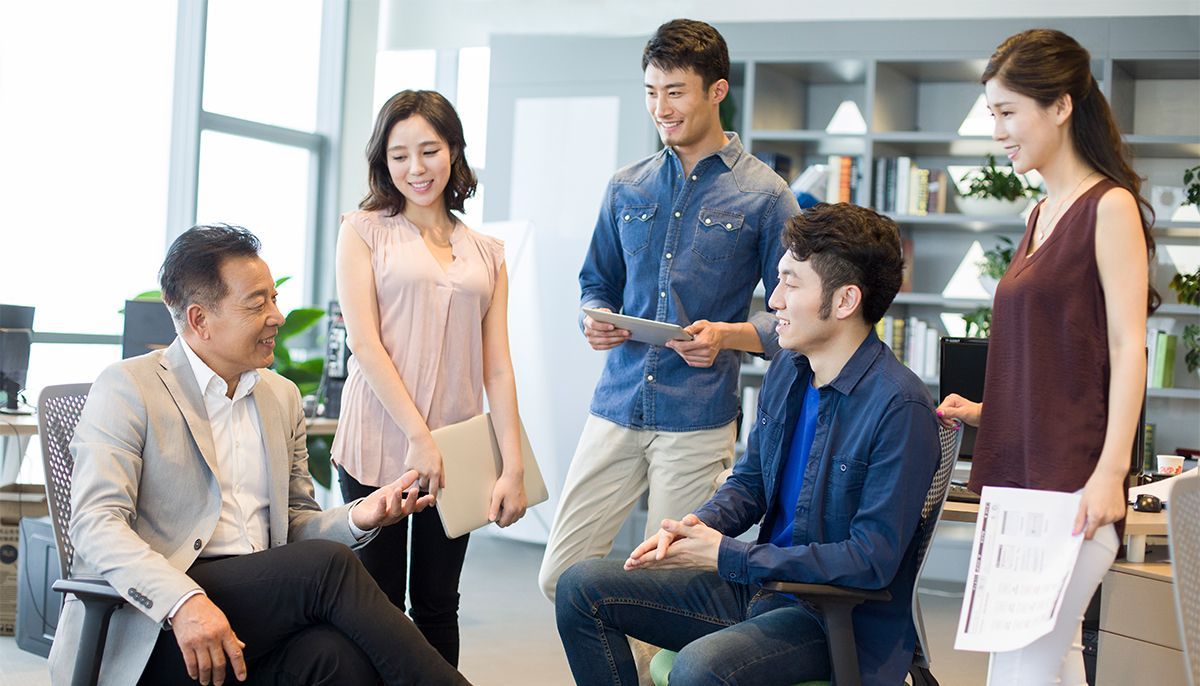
[555,205,941,685]
[538,18,800,601]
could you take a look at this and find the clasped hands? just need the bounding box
[624,514,723,572]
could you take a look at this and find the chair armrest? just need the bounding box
[762,580,891,604]
[53,577,125,604]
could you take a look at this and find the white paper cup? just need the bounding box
[1157,454,1184,476]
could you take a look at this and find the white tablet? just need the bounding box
[582,307,694,347]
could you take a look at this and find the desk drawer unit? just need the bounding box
[1097,566,1186,686]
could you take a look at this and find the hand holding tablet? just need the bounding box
[582,307,694,347]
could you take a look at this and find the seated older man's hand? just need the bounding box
[172,594,247,685]
[351,469,436,530]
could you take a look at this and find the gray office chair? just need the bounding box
[651,423,963,686]
[1169,471,1199,686]
[39,383,126,686]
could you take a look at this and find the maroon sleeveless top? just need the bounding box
[970,179,1118,494]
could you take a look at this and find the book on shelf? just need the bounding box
[1142,422,1156,473]
[872,158,950,216]
[825,155,858,204]
[874,314,941,380]
[1151,331,1177,389]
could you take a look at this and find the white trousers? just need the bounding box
[538,415,736,602]
[987,523,1120,686]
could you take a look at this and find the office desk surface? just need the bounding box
[941,500,1167,563]
[0,414,38,437]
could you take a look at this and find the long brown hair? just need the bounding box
[361,90,477,219]
[982,28,1160,313]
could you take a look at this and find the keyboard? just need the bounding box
[947,482,981,504]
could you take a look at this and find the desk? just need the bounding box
[0,414,38,484]
[1096,548,1187,685]
[940,500,1167,563]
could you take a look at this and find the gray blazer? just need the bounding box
[48,339,365,685]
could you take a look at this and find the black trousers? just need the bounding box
[338,467,471,667]
[139,539,469,686]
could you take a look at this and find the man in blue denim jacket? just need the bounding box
[556,204,941,685]
[539,18,801,602]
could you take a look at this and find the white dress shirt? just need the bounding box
[180,339,272,556]
[168,340,372,621]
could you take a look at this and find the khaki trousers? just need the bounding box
[538,415,736,602]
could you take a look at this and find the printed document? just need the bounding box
[955,487,1084,652]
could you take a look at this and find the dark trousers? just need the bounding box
[139,539,469,686]
[339,466,471,667]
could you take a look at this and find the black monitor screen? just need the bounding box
[122,300,177,359]
[0,304,35,411]
[939,337,988,459]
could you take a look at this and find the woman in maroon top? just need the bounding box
[938,29,1159,684]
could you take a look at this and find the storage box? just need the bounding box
[0,483,50,636]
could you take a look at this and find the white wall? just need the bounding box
[378,0,1200,49]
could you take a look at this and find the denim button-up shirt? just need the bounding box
[579,133,800,431]
[694,332,940,686]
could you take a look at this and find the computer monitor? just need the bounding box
[0,304,35,413]
[122,300,177,359]
[939,337,988,459]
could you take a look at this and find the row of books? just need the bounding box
[872,157,951,216]
[1146,330,1178,389]
[876,315,941,380]
[825,155,860,205]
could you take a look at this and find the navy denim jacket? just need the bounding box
[579,134,800,431]
[694,332,940,686]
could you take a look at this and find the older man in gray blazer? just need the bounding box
[48,225,470,686]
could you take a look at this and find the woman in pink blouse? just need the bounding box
[332,90,527,666]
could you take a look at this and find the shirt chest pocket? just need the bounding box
[693,208,745,262]
[618,204,658,256]
[824,455,869,527]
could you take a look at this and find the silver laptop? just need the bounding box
[431,413,548,538]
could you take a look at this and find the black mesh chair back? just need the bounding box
[1169,472,1200,686]
[909,423,965,682]
[38,383,91,579]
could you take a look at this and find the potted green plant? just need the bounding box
[977,235,1016,295]
[1184,164,1200,209]
[962,306,992,339]
[955,154,1041,216]
[1169,266,1200,375]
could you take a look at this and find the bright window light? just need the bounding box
[0,0,176,335]
[203,0,323,132]
[373,50,438,118]
[825,100,867,134]
[196,132,312,315]
[457,47,491,169]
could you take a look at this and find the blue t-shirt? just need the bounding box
[767,382,820,547]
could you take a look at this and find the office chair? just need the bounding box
[650,424,963,686]
[39,383,126,686]
[1169,471,1199,686]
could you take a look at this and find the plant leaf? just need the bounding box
[277,308,325,342]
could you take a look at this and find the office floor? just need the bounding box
[0,535,989,686]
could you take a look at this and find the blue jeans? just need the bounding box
[556,559,831,685]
